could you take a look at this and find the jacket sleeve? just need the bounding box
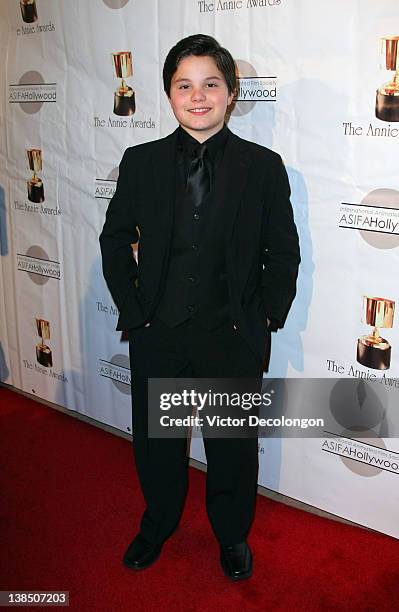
[99,147,142,316]
[261,155,300,329]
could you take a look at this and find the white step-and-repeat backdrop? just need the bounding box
[1,0,398,539]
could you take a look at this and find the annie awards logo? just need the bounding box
[341,36,399,138]
[375,36,399,123]
[14,147,61,216]
[197,0,281,14]
[35,317,52,368]
[17,0,55,35]
[20,0,38,23]
[356,296,395,371]
[22,318,68,381]
[26,148,44,203]
[112,52,135,116]
[94,52,155,129]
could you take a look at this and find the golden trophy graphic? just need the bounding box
[20,0,38,23]
[35,318,53,368]
[375,36,399,122]
[357,296,395,370]
[112,51,136,116]
[27,148,45,203]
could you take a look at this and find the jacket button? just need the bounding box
[233,324,238,330]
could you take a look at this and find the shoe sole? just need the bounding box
[222,567,253,581]
[220,558,253,581]
[122,549,162,571]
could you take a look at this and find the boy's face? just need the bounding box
[168,55,234,142]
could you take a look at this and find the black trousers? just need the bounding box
[128,316,263,547]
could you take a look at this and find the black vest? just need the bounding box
[156,133,231,329]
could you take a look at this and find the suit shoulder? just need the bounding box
[122,131,176,160]
[232,133,283,165]
[121,140,156,162]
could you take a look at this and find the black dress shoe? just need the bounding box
[220,541,253,580]
[123,533,163,570]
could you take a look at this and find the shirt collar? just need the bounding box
[177,124,229,162]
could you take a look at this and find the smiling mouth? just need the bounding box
[188,108,211,114]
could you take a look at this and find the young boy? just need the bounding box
[100,34,300,580]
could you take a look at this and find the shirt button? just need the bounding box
[193,213,200,220]
[187,305,195,313]
[233,324,238,330]
[191,243,198,250]
[188,276,196,283]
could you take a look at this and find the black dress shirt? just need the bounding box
[176,123,229,188]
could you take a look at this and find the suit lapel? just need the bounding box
[213,130,253,292]
[213,129,251,240]
[151,128,178,233]
[143,130,177,305]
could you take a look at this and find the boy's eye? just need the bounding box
[176,83,218,90]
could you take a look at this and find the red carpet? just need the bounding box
[0,386,397,611]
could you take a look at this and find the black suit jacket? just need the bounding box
[99,126,300,369]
